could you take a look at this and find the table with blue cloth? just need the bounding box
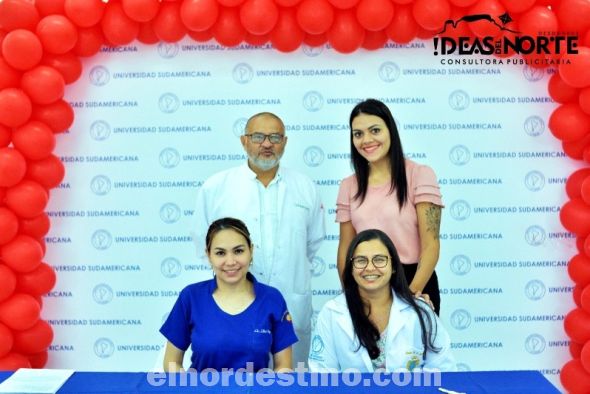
[0,370,560,393]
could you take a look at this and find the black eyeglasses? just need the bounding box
[350,255,389,269]
[245,133,284,144]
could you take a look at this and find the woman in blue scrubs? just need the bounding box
[160,217,297,372]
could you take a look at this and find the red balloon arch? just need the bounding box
[0,0,589,390]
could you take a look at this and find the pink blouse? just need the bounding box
[336,160,443,264]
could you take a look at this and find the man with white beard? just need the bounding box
[192,112,325,367]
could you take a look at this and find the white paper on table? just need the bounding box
[0,368,75,394]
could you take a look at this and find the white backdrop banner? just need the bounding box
[43,38,580,387]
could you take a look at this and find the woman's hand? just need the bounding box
[413,290,435,311]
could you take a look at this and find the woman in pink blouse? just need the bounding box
[337,99,444,314]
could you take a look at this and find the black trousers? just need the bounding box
[402,263,441,316]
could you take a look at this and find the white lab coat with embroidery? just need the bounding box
[309,293,456,372]
[192,163,325,364]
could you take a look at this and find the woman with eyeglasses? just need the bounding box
[309,229,455,372]
[336,99,444,315]
[160,217,297,372]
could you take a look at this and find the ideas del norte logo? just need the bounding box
[433,12,578,65]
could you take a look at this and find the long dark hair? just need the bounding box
[205,217,252,252]
[349,99,408,207]
[342,229,439,360]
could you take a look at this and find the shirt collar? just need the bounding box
[240,162,283,184]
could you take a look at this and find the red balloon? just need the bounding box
[565,308,590,343]
[276,0,303,6]
[563,133,590,160]
[582,176,590,204]
[574,284,584,307]
[0,235,43,273]
[518,6,558,37]
[468,0,507,38]
[180,0,219,32]
[569,254,590,286]
[27,351,48,368]
[64,0,106,28]
[571,340,584,358]
[213,8,247,47]
[32,99,75,133]
[578,235,587,253]
[356,0,394,32]
[218,0,247,6]
[101,2,140,46]
[188,29,214,42]
[245,32,270,46]
[557,0,590,33]
[0,147,26,187]
[499,0,534,13]
[362,30,388,50]
[584,29,590,47]
[153,2,187,42]
[0,293,41,330]
[580,87,590,115]
[549,103,590,142]
[240,0,280,36]
[328,0,360,10]
[12,320,53,354]
[36,0,66,17]
[36,15,78,55]
[18,213,50,240]
[560,47,590,89]
[0,125,9,147]
[0,88,32,127]
[385,5,418,44]
[41,52,83,85]
[567,169,590,199]
[412,0,450,31]
[548,72,580,104]
[449,0,477,5]
[73,26,105,57]
[20,66,65,105]
[270,9,304,52]
[296,0,335,35]
[26,155,65,190]
[587,233,590,257]
[327,10,365,53]
[0,0,40,31]
[1,30,43,71]
[137,22,160,44]
[122,0,161,23]
[0,352,31,370]
[416,27,437,40]
[4,180,49,219]
[585,145,590,163]
[303,33,328,46]
[0,265,16,302]
[0,57,21,90]
[582,284,590,313]
[561,198,590,237]
[16,262,56,296]
[0,323,12,358]
[0,208,18,245]
[12,121,56,160]
[562,359,590,394]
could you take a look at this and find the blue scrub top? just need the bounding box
[160,273,298,371]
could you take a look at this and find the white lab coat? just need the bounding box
[309,293,456,372]
[192,163,325,364]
